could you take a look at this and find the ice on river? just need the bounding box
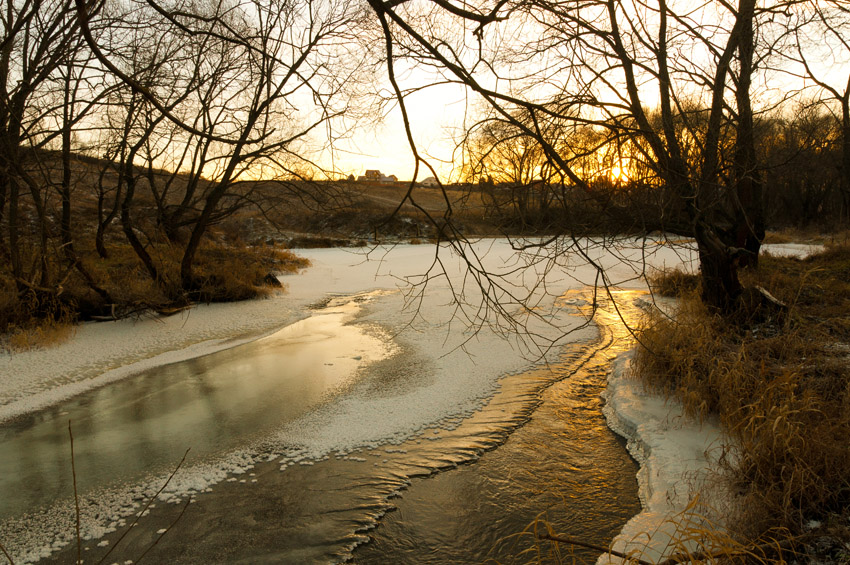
[0,237,690,424]
[0,237,821,563]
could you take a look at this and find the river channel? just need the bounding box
[0,242,658,563]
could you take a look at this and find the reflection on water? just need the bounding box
[0,300,390,519]
[351,290,646,564]
[6,288,648,565]
[49,289,648,564]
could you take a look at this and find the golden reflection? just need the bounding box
[557,286,649,346]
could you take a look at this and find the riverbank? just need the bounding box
[600,350,727,563]
[597,241,850,564]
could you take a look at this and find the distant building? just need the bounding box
[420,176,438,187]
[356,170,398,183]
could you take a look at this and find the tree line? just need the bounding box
[463,103,850,233]
[2,0,850,326]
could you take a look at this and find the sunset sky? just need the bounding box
[329,79,470,183]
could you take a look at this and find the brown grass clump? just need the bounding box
[648,268,702,298]
[763,228,850,247]
[0,272,76,351]
[1,240,309,350]
[1,288,75,351]
[5,316,75,351]
[187,243,310,302]
[634,244,850,544]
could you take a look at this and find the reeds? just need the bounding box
[635,244,850,547]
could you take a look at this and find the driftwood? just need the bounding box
[89,302,191,321]
[89,304,118,321]
[736,284,788,324]
[155,304,191,317]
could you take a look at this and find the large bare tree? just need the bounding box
[367,0,800,312]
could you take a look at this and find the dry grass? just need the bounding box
[535,496,809,564]
[0,239,310,350]
[2,308,75,352]
[764,228,850,246]
[634,244,850,549]
[647,268,701,298]
[176,241,309,303]
[0,275,76,351]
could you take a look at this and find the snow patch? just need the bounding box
[600,352,729,563]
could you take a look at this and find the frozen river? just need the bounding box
[0,238,698,563]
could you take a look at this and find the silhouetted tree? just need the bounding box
[368,0,799,311]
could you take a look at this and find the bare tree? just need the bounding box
[0,0,371,327]
[0,0,80,287]
[461,115,557,228]
[75,0,366,295]
[760,105,843,227]
[790,0,850,223]
[367,0,799,312]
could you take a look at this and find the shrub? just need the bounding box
[0,240,310,349]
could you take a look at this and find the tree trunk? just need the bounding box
[179,183,226,291]
[120,169,158,282]
[697,234,743,313]
[8,172,21,282]
[95,167,122,259]
[0,167,9,261]
[732,0,763,267]
[61,95,112,305]
[841,94,850,225]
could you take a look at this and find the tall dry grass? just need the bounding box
[1,239,309,351]
[635,245,850,549]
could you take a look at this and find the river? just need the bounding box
[0,239,678,563]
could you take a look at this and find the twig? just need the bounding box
[0,540,13,564]
[69,421,82,565]
[134,498,192,564]
[96,448,190,565]
[537,533,654,565]
[540,531,810,565]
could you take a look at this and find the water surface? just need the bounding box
[32,290,644,564]
[0,299,389,520]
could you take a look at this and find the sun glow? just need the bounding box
[609,163,629,182]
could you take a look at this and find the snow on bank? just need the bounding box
[600,352,728,563]
[598,242,823,564]
[762,242,825,257]
[0,293,313,423]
